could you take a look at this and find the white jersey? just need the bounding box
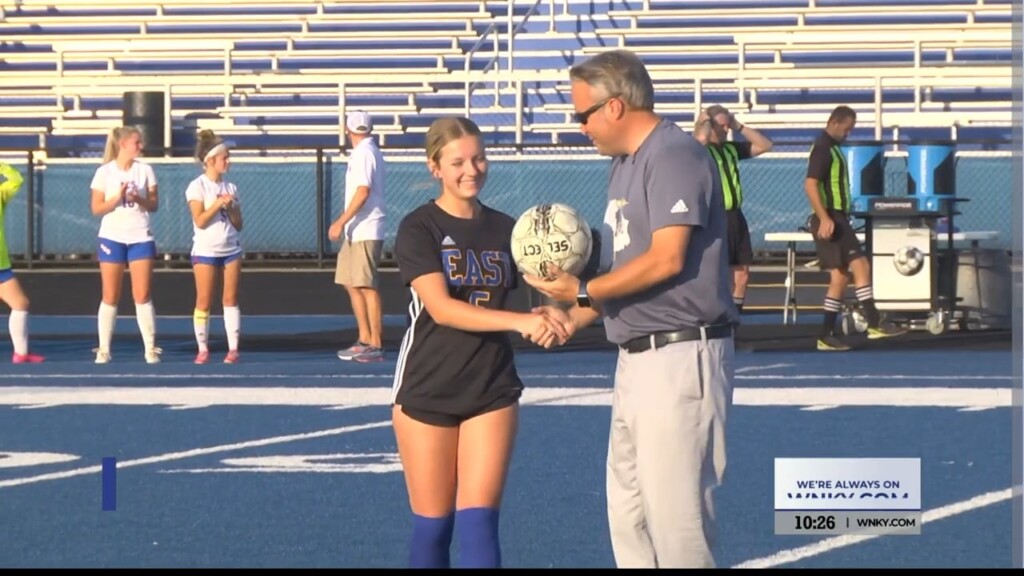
[91,160,157,244]
[344,137,386,242]
[185,174,242,258]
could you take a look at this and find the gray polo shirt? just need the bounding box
[597,118,737,345]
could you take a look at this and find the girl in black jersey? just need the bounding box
[390,117,568,568]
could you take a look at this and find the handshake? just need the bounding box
[518,305,577,350]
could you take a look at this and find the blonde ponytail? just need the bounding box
[102,126,140,164]
[102,128,119,164]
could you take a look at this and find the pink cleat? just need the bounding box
[12,352,44,364]
[224,350,239,364]
[195,350,209,364]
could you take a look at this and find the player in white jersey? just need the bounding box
[186,130,243,364]
[89,126,161,364]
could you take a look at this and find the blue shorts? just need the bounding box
[98,239,157,264]
[0,268,13,284]
[191,252,242,267]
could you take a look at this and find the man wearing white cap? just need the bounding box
[329,110,387,362]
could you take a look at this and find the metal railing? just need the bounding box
[1,64,1011,157]
[2,143,1013,271]
[464,0,546,116]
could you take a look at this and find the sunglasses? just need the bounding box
[574,98,612,125]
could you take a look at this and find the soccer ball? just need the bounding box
[893,246,925,276]
[511,203,592,279]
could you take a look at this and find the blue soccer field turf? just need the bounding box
[0,315,1015,568]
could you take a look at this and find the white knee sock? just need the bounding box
[135,301,156,350]
[223,306,240,351]
[9,310,28,355]
[98,302,117,351]
[194,309,210,353]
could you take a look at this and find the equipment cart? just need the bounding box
[850,197,969,335]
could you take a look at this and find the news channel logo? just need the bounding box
[774,458,922,536]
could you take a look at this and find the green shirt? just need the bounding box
[806,131,850,213]
[0,164,24,271]
[706,141,753,211]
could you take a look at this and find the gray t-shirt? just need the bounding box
[597,118,738,345]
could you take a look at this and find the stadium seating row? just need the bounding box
[0,0,1012,153]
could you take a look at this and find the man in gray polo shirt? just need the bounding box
[524,49,737,568]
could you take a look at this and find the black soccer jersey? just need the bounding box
[391,200,524,416]
[806,131,850,213]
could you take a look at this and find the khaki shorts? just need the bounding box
[335,239,383,289]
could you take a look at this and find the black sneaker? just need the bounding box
[817,335,852,351]
[867,322,907,340]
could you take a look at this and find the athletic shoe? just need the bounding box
[224,350,240,364]
[867,322,907,340]
[353,347,384,363]
[337,342,371,361]
[145,347,163,364]
[195,350,209,364]
[816,336,851,351]
[12,352,44,364]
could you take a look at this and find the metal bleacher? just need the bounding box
[0,0,1013,154]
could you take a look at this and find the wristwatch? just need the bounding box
[577,280,592,308]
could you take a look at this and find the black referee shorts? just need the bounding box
[808,210,864,270]
[726,209,754,267]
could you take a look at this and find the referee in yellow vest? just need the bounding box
[695,105,774,314]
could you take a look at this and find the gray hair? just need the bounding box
[569,49,655,112]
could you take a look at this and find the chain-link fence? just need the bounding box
[0,149,1011,267]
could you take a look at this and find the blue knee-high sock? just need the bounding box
[456,507,501,568]
[409,513,455,568]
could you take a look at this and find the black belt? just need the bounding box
[619,324,734,354]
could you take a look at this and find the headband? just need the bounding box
[204,142,228,161]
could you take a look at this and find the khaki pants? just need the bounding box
[335,239,383,289]
[606,335,735,568]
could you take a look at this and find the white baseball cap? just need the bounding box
[345,111,372,134]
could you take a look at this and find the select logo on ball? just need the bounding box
[511,203,592,279]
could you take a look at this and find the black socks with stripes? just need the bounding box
[822,285,881,337]
[855,285,881,328]
[822,297,842,337]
